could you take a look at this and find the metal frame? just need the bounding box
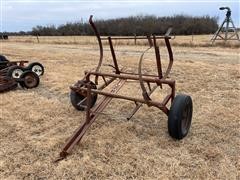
[0,61,29,92]
[57,15,176,160]
[0,59,43,91]
[211,7,240,42]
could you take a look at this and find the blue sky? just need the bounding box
[1,0,239,32]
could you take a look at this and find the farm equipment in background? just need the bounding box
[211,7,240,42]
[0,34,8,40]
[0,55,44,92]
[57,15,193,160]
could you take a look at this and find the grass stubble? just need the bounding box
[0,36,239,179]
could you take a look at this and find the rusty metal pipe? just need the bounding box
[153,36,163,79]
[108,37,120,74]
[97,77,116,90]
[163,37,173,79]
[86,83,92,122]
[138,47,152,101]
[119,71,159,78]
[85,71,175,85]
[101,36,172,40]
[78,87,164,108]
[127,84,159,120]
[89,15,103,84]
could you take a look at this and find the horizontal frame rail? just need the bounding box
[85,71,175,84]
[101,36,172,41]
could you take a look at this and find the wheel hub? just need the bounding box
[24,74,38,87]
[32,65,43,76]
[12,69,24,78]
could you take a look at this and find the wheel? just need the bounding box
[0,55,9,62]
[26,62,44,76]
[7,65,25,79]
[19,71,40,89]
[168,94,193,140]
[70,80,98,111]
[0,55,9,70]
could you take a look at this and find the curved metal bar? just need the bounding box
[162,37,173,79]
[138,37,173,102]
[89,15,103,84]
[138,47,152,102]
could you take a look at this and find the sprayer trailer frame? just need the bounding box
[58,15,193,160]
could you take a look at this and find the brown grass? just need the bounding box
[5,34,240,48]
[0,36,240,179]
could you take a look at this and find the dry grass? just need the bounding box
[6,34,240,48]
[0,36,240,179]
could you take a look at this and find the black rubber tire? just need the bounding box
[0,55,9,62]
[70,81,98,111]
[0,55,9,70]
[6,65,25,79]
[168,94,193,140]
[19,71,40,89]
[26,62,44,76]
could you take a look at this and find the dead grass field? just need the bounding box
[7,34,240,48]
[0,36,240,179]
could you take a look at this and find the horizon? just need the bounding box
[1,0,239,32]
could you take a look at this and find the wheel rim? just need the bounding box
[181,104,191,135]
[12,69,24,78]
[31,65,43,76]
[76,84,96,107]
[24,74,38,88]
[71,81,98,110]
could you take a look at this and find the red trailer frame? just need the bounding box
[57,15,193,161]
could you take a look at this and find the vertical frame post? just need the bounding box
[153,36,163,79]
[108,37,120,74]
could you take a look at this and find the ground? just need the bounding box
[0,36,239,179]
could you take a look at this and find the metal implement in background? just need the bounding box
[0,55,44,92]
[57,15,193,161]
[0,34,8,40]
[211,7,240,42]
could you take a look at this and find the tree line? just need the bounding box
[14,15,220,36]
